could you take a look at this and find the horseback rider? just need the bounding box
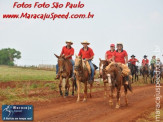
[105,44,115,62]
[78,40,95,83]
[142,55,149,66]
[55,40,75,79]
[112,43,129,84]
[150,55,156,66]
[128,55,139,65]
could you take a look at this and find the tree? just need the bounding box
[0,48,21,66]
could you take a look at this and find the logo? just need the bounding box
[2,105,33,121]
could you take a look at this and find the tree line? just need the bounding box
[0,48,21,66]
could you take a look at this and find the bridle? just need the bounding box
[74,59,82,71]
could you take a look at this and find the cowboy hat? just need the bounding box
[81,40,90,45]
[117,43,123,46]
[157,58,160,61]
[65,40,73,44]
[144,55,147,57]
[131,55,135,57]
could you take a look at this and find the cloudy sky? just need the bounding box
[0,0,163,66]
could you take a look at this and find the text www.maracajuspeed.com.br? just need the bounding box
[3,12,94,20]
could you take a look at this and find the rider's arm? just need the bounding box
[125,56,128,64]
[112,56,115,62]
[65,55,73,59]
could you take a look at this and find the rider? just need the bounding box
[105,44,115,62]
[150,55,156,73]
[56,40,75,79]
[112,43,129,84]
[150,55,156,66]
[142,55,149,66]
[78,40,95,82]
[128,55,139,66]
[128,55,139,73]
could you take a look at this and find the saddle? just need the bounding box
[106,62,131,77]
[82,60,98,75]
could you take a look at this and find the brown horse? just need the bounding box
[142,65,149,83]
[99,58,110,98]
[74,56,94,102]
[54,54,76,97]
[105,63,132,108]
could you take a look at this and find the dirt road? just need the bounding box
[33,84,162,122]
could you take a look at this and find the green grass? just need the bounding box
[0,65,56,82]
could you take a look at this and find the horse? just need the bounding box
[99,58,110,98]
[128,62,138,82]
[74,56,94,102]
[54,54,77,97]
[142,64,149,83]
[150,64,155,84]
[105,63,132,108]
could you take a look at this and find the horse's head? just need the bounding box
[74,55,82,71]
[99,58,109,76]
[54,54,65,73]
[105,63,122,83]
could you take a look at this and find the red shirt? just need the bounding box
[129,58,138,65]
[78,47,94,59]
[113,50,128,64]
[61,46,74,59]
[142,59,149,65]
[106,50,115,60]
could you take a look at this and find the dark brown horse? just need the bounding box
[54,54,76,97]
[99,58,110,98]
[74,56,94,102]
[142,65,149,83]
[105,63,132,108]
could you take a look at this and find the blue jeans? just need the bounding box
[88,60,95,80]
[56,59,74,76]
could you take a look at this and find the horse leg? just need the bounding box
[108,86,113,106]
[124,84,128,106]
[59,77,63,96]
[104,82,107,99]
[90,83,93,98]
[65,77,70,97]
[83,82,87,102]
[72,79,75,96]
[115,86,121,109]
[76,79,80,102]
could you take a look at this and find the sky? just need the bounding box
[0,0,163,66]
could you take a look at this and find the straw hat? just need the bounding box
[157,58,160,61]
[117,43,123,46]
[81,40,90,45]
[66,40,73,45]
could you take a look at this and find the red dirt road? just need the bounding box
[33,84,162,122]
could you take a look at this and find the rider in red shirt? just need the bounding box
[112,43,129,85]
[78,40,95,82]
[105,44,115,62]
[142,55,149,66]
[128,55,139,65]
[56,40,74,79]
[112,43,128,64]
